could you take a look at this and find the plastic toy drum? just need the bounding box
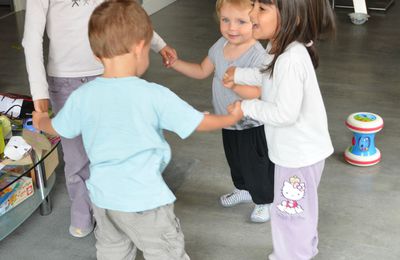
[344,112,384,166]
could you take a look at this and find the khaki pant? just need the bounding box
[92,204,190,260]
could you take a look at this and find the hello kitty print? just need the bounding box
[277,176,306,215]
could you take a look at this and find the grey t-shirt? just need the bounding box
[208,37,266,130]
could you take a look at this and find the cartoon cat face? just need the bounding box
[282,181,305,201]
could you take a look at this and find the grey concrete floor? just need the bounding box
[0,0,399,259]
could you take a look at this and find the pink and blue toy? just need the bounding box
[344,112,384,166]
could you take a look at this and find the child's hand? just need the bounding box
[32,111,49,130]
[227,100,243,121]
[223,66,236,89]
[33,99,49,113]
[159,45,178,68]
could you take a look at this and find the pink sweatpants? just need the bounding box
[269,160,325,260]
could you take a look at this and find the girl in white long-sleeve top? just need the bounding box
[223,0,336,259]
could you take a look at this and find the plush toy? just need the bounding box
[0,93,34,119]
[4,136,32,161]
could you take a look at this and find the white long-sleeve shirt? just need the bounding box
[22,0,166,101]
[235,41,334,168]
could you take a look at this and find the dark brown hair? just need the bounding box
[254,0,335,74]
[89,0,153,59]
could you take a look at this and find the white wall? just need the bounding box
[12,0,175,14]
[143,0,176,15]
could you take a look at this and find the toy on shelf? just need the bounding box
[0,121,4,156]
[0,115,12,139]
[23,118,39,133]
[4,136,32,161]
[0,176,35,216]
[0,93,34,119]
[344,112,384,166]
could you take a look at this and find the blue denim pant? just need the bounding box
[48,76,98,229]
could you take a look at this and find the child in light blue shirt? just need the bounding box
[32,1,243,259]
[23,0,177,238]
[52,76,204,212]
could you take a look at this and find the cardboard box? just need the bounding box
[0,176,34,216]
[43,148,59,180]
[22,130,60,180]
[34,147,59,180]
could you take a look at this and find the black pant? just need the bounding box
[222,125,274,204]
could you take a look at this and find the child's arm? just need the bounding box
[223,67,261,99]
[159,45,177,67]
[22,1,51,112]
[32,111,59,136]
[227,84,261,99]
[196,101,243,131]
[171,57,215,80]
[224,66,263,87]
[33,99,49,113]
[152,31,177,67]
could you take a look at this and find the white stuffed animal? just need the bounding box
[4,136,32,161]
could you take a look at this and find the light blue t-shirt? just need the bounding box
[52,77,204,212]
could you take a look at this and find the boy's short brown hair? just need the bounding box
[89,0,153,59]
[215,0,252,17]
